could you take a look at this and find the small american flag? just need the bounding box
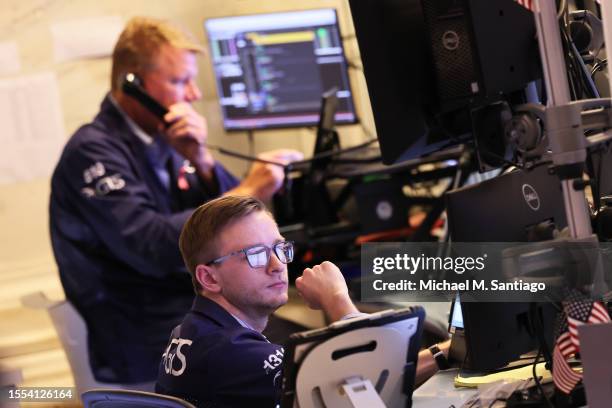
[552,289,611,394]
[515,0,534,11]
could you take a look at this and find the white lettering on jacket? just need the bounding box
[162,338,193,376]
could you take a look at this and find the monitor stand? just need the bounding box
[274,88,341,228]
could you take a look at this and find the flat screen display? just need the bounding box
[205,9,357,130]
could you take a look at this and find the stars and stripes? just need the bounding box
[553,331,582,393]
[552,290,611,394]
[567,301,609,349]
[515,0,534,11]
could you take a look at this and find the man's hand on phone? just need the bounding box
[163,102,215,181]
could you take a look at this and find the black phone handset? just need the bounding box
[121,73,169,123]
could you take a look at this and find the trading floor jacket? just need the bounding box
[49,95,239,383]
[156,296,284,408]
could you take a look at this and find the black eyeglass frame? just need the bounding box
[205,241,294,269]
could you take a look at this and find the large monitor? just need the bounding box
[445,165,565,371]
[204,9,357,131]
[348,0,541,164]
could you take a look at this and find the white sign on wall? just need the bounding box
[0,72,66,184]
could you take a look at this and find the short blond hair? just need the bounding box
[179,196,270,293]
[110,17,204,91]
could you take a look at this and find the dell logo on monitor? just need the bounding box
[376,200,393,220]
[442,30,460,50]
[522,184,540,211]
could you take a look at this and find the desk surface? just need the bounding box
[413,369,478,408]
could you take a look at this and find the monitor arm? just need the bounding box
[497,4,611,392]
[494,1,612,241]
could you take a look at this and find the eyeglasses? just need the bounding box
[205,241,294,269]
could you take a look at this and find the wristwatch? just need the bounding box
[428,344,450,370]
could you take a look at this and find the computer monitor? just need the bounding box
[204,9,357,130]
[445,165,565,371]
[449,293,554,372]
[446,164,568,242]
[348,0,540,164]
[284,88,341,228]
[456,300,557,371]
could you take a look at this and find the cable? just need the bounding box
[207,115,379,169]
[289,138,378,167]
[247,130,255,157]
[204,143,286,167]
[562,29,581,99]
[558,0,568,20]
[532,348,555,408]
[333,156,381,164]
[569,38,600,98]
[591,58,607,78]
[594,146,604,211]
[206,137,379,169]
[560,24,583,99]
[529,302,555,408]
[478,149,525,170]
[561,7,602,99]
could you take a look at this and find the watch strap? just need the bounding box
[429,344,450,370]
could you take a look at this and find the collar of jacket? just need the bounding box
[191,295,245,329]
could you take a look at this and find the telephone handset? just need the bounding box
[121,73,169,123]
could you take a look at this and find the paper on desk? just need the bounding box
[0,42,21,76]
[0,72,66,184]
[51,16,123,63]
[454,362,553,388]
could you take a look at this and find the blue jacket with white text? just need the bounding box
[49,95,239,383]
[156,296,283,408]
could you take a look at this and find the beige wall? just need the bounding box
[0,0,374,295]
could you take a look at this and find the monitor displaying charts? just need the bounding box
[205,9,357,130]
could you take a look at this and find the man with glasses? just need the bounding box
[156,195,450,407]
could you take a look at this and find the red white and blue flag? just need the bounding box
[552,290,610,394]
[515,0,534,11]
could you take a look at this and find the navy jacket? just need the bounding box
[156,296,283,408]
[49,95,239,383]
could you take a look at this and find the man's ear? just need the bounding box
[195,264,222,293]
